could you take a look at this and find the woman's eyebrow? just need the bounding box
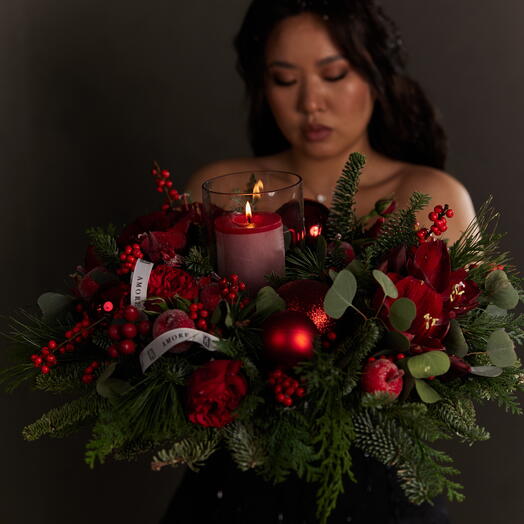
[267,55,346,69]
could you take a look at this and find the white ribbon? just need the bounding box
[130,259,154,309]
[139,328,220,372]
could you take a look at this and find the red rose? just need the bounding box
[186,360,248,428]
[147,265,198,300]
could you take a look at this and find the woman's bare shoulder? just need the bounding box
[185,157,262,201]
[393,164,475,243]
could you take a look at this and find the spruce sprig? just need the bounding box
[327,152,366,241]
[184,246,213,277]
[85,224,119,265]
[224,421,267,470]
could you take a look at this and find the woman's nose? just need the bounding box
[297,78,326,114]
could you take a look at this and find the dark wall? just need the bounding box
[0,1,522,523]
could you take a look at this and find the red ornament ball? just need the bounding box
[263,310,317,367]
[277,279,335,335]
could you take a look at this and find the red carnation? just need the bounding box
[147,265,198,300]
[186,360,248,428]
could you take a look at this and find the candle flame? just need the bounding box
[245,201,253,223]
[252,180,264,200]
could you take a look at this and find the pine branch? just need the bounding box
[223,420,267,470]
[327,152,366,241]
[34,362,92,393]
[85,225,119,265]
[151,430,221,472]
[362,192,431,267]
[183,246,213,277]
[23,392,107,441]
[284,245,326,282]
[429,398,490,445]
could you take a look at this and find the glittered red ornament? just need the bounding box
[277,279,335,335]
[263,311,317,367]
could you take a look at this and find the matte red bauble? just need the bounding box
[277,279,335,335]
[263,311,317,367]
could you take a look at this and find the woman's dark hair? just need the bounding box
[234,0,447,169]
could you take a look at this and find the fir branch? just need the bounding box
[429,398,490,445]
[151,430,221,472]
[85,225,119,265]
[34,362,91,393]
[353,408,463,505]
[284,246,326,282]
[223,420,267,470]
[362,192,431,267]
[327,152,366,241]
[23,392,107,441]
[183,246,213,277]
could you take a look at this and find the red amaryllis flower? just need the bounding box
[140,228,186,264]
[412,240,451,294]
[383,275,449,352]
[118,211,176,246]
[186,360,248,428]
[445,268,480,317]
[147,265,198,300]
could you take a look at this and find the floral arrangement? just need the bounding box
[2,154,524,523]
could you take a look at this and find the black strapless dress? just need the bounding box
[160,448,450,524]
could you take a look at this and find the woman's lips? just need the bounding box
[303,123,333,142]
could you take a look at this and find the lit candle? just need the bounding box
[215,202,285,293]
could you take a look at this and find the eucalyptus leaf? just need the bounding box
[483,304,507,317]
[346,259,366,280]
[485,270,519,310]
[37,292,73,323]
[328,269,338,282]
[407,351,450,379]
[323,269,357,319]
[414,379,442,403]
[444,319,468,357]
[486,329,517,367]
[96,363,132,402]
[256,286,286,319]
[315,236,327,264]
[383,331,411,352]
[389,298,416,332]
[470,366,503,378]
[372,270,399,298]
[225,302,234,329]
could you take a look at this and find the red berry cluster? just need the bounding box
[368,353,406,364]
[107,305,150,357]
[416,205,454,242]
[267,369,305,407]
[116,243,144,276]
[151,164,183,212]
[30,304,94,374]
[82,361,100,384]
[321,330,337,349]
[188,302,211,331]
[218,274,248,305]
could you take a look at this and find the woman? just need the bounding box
[164,1,471,522]
[186,0,475,244]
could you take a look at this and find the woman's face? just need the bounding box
[264,13,375,160]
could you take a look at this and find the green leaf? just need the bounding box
[389,298,416,332]
[96,363,132,402]
[372,270,398,299]
[323,269,357,319]
[485,270,519,310]
[37,292,73,323]
[315,236,327,264]
[256,286,286,319]
[486,329,517,367]
[383,331,411,352]
[470,366,503,377]
[407,351,450,379]
[484,304,507,317]
[444,319,468,357]
[328,269,338,282]
[414,379,442,403]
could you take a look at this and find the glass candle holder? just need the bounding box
[202,170,304,293]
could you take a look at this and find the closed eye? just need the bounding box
[272,77,297,87]
[324,70,348,82]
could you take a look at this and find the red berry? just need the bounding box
[428,212,438,222]
[108,325,121,340]
[124,306,140,323]
[33,357,43,367]
[46,354,57,365]
[161,170,170,178]
[75,303,84,313]
[230,274,239,282]
[107,346,119,359]
[430,225,441,235]
[416,230,427,239]
[282,396,293,407]
[196,319,207,330]
[273,369,283,378]
[276,393,286,403]
[48,340,57,350]
[368,357,376,362]
[189,312,198,320]
[238,282,246,291]
[440,224,448,232]
[227,293,237,302]
[396,353,406,360]
[120,323,138,339]
[189,303,199,312]
[327,331,337,341]
[119,339,137,355]
[137,320,150,335]
[446,209,454,218]
[41,348,50,356]
[285,387,295,396]
[199,310,209,318]
[433,205,443,214]
[125,246,132,255]
[275,384,283,394]
[295,387,305,397]
[85,366,93,375]
[65,343,75,352]
[41,366,50,374]
[82,374,94,384]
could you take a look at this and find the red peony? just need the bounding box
[186,360,248,428]
[147,265,198,300]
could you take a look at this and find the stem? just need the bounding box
[349,304,368,322]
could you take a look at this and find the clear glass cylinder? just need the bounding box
[202,170,304,293]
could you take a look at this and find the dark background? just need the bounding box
[1,1,522,522]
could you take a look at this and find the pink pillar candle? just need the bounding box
[215,211,285,293]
